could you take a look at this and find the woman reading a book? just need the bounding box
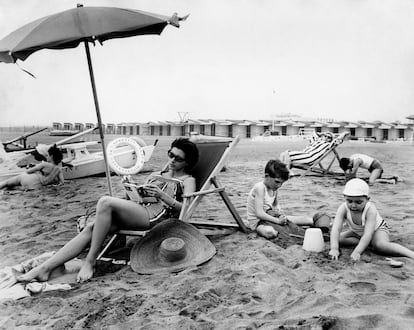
[17,138,199,283]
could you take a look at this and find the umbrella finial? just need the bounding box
[77,3,84,8]
[169,13,189,28]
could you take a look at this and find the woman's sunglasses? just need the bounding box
[168,150,185,163]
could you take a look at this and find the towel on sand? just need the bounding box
[0,252,77,301]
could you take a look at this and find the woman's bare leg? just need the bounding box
[0,175,22,189]
[77,196,150,282]
[371,231,414,259]
[17,224,93,282]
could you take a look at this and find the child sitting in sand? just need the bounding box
[329,178,414,261]
[0,144,64,190]
[246,159,314,239]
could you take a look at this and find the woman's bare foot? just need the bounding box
[15,265,51,283]
[76,261,95,283]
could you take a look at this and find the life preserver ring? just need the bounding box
[106,137,145,175]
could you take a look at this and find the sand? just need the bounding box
[0,136,413,329]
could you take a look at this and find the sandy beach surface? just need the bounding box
[0,135,413,329]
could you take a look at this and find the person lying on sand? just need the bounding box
[246,159,313,239]
[279,132,348,175]
[16,138,199,283]
[329,178,414,261]
[339,154,396,185]
[0,144,64,190]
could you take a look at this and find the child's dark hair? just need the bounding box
[170,138,199,171]
[265,159,289,181]
[339,157,350,172]
[48,144,63,165]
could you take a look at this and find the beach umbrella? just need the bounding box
[0,4,187,195]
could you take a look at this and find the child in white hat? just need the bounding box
[329,178,414,262]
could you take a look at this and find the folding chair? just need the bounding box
[290,132,349,177]
[97,136,247,260]
[179,136,248,232]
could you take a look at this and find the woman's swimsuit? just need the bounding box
[140,172,191,224]
[343,201,389,237]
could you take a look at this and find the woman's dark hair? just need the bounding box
[170,138,199,171]
[31,150,47,162]
[265,159,289,181]
[339,158,350,172]
[48,144,63,164]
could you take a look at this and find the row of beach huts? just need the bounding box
[52,117,414,141]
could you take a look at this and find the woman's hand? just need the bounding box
[143,184,164,199]
[329,249,340,261]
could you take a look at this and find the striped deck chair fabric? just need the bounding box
[288,134,336,166]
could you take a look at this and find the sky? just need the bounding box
[1,0,414,126]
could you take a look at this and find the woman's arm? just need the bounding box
[39,166,61,185]
[350,207,377,261]
[57,168,65,184]
[26,163,44,174]
[329,204,346,260]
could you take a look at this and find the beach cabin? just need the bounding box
[309,121,325,134]
[232,120,256,138]
[375,122,392,141]
[74,123,84,131]
[52,122,62,130]
[325,121,341,134]
[105,123,115,135]
[389,122,408,141]
[85,122,95,130]
[344,122,359,138]
[63,122,74,130]
[357,122,376,140]
[210,120,234,138]
[148,121,171,136]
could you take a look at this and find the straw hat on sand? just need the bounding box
[130,219,216,274]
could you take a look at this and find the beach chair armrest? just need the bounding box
[183,187,225,198]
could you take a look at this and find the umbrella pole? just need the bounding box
[83,41,113,196]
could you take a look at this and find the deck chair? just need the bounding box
[97,136,247,261]
[289,132,349,177]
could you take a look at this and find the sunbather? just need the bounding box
[279,132,348,171]
[16,138,199,283]
[0,144,64,190]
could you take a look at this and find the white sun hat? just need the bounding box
[35,144,49,158]
[343,178,369,197]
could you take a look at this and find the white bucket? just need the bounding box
[302,228,325,252]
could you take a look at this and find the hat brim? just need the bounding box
[130,219,216,274]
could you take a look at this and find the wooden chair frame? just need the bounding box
[97,136,247,261]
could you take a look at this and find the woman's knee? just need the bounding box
[97,195,116,212]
